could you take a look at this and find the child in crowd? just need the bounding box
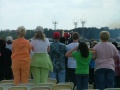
[89,41,98,88]
[65,41,93,90]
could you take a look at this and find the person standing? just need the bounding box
[0,39,13,81]
[112,42,120,88]
[11,26,31,85]
[65,42,92,90]
[49,32,66,83]
[89,41,98,87]
[93,31,119,90]
[30,26,53,85]
[66,32,79,85]
[6,36,13,51]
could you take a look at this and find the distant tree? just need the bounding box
[0,27,120,41]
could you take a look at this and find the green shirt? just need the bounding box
[72,51,92,74]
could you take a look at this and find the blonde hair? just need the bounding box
[100,31,110,41]
[35,31,45,41]
[17,26,26,37]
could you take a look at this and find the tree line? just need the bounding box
[0,27,120,41]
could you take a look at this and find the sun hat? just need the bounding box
[35,26,44,32]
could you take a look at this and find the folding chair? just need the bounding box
[28,79,34,83]
[74,84,96,90]
[0,80,14,84]
[57,82,74,89]
[88,84,93,89]
[0,83,14,90]
[37,83,55,90]
[74,85,97,90]
[74,86,77,90]
[18,83,35,90]
[8,86,27,90]
[47,78,57,84]
[0,79,34,84]
[52,84,72,90]
[0,86,3,90]
[31,86,51,90]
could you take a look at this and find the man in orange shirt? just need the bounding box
[11,26,31,85]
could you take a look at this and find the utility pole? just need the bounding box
[73,17,78,29]
[74,21,78,29]
[52,20,58,30]
[80,18,86,39]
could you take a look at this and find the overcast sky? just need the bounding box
[0,0,120,30]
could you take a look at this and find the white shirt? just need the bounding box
[6,44,12,51]
[31,38,50,53]
[66,42,79,68]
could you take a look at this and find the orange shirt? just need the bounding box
[11,38,31,62]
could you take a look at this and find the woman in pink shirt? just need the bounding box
[93,31,119,90]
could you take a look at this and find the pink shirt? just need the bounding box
[93,42,119,71]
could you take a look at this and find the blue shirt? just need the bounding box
[49,41,66,71]
[89,59,95,68]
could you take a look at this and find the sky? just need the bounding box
[0,0,120,30]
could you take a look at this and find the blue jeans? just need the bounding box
[76,74,89,90]
[66,68,76,86]
[95,68,115,90]
[49,70,65,83]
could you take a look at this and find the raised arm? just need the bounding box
[65,46,78,57]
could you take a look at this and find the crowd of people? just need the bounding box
[0,25,120,90]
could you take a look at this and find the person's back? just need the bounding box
[30,38,53,70]
[93,42,118,71]
[65,41,92,90]
[50,41,66,70]
[11,26,31,85]
[49,32,66,83]
[12,38,31,62]
[6,44,12,51]
[66,42,79,68]
[0,39,13,81]
[6,36,13,51]
[93,31,119,89]
[31,38,49,53]
[65,32,79,85]
[89,41,98,85]
[72,51,92,74]
[30,26,53,85]
[0,48,12,68]
[112,42,120,88]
